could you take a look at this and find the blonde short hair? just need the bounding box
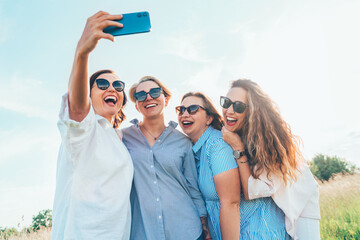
[129,76,172,103]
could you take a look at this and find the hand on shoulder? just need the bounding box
[221,126,244,150]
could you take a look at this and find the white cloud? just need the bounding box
[160,32,211,62]
[0,74,61,121]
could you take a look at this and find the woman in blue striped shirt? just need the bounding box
[177,92,241,240]
[178,92,291,240]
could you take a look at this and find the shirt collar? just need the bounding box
[130,118,178,129]
[95,114,113,128]
[192,126,215,154]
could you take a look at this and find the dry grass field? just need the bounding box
[318,173,360,239]
[0,227,51,240]
[1,173,359,239]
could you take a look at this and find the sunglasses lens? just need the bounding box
[233,102,247,113]
[175,106,185,115]
[113,81,125,92]
[96,79,110,90]
[220,96,232,108]
[149,88,162,99]
[188,105,200,114]
[134,91,147,102]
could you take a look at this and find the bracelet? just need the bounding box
[237,159,248,164]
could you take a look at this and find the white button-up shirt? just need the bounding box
[248,163,320,239]
[51,94,133,240]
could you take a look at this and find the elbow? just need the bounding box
[221,198,240,208]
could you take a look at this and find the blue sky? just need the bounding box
[1,0,359,228]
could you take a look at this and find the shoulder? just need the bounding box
[206,129,231,151]
[168,127,193,148]
[121,119,139,135]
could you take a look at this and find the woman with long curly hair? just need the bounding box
[221,79,320,240]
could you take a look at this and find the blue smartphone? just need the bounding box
[103,11,151,36]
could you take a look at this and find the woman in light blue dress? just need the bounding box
[177,92,290,240]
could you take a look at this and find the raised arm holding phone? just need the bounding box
[51,11,133,240]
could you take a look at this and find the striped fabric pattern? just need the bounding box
[193,127,290,240]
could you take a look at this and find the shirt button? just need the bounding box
[154,181,157,184]
[150,150,152,153]
[158,215,162,219]
[156,198,160,202]
[158,139,161,142]
[150,165,154,168]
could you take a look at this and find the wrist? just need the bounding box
[75,49,90,60]
[233,149,246,159]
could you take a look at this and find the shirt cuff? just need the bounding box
[247,175,276,199]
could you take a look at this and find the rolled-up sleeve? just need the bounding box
[57,93,95,164]
[182,141,207,217]
[248,174,277,200]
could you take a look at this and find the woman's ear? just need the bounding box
[165,96,170,107]
[135,102,140,112]
[206,115,214,126]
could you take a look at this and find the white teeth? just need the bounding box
[227,117,237,121]
[105,96,117,101]
[182,121,193,126]
[145,104,156,109]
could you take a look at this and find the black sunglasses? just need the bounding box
[96,78,125,92]
[220,96,247,113]
[134,87,162,102]
[175,104,207,116]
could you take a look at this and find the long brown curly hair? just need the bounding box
[230,79,302,184]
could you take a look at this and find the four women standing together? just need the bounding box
[52,11,320,240]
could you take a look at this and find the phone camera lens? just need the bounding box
[137,13,142,17]
[143,12,147,16]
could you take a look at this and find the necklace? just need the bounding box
[141,124,162,140]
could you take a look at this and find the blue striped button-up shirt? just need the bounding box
[192,126,238,240]
[122,119,207,240]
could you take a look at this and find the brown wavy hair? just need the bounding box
[230,79,301,184]
[89,69,127,129]
[181,92,223,131]
[129,76,172,103]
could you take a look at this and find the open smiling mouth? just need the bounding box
[104,96,117,106]
[226,117,238,126]
[144,103,157,109]
[181,121,194,127]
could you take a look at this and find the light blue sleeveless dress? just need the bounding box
[193,127,290,240]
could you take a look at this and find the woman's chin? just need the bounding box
[224,122,238,132]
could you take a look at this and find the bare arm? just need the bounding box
[68,11,123,121]
[222,127,252,200]
[214,168,241,240]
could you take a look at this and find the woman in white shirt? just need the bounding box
[51,11,133,240]
[220,79,320,240]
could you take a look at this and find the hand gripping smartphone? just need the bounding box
[103,11,151,36]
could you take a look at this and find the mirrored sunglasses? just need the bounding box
[96,78,125,92]
[134,87,162,102]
